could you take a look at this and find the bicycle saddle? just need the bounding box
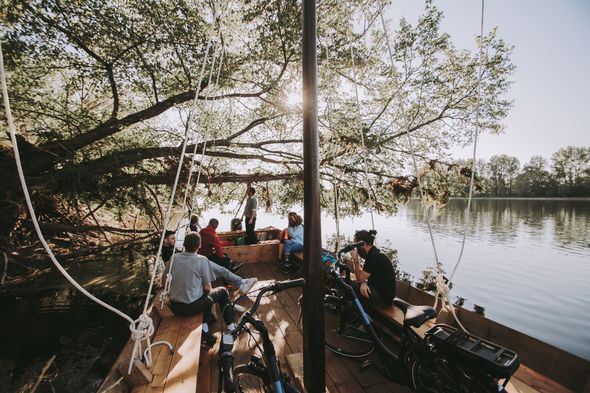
[393,298,437,328]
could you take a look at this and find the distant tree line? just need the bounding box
[462,146,590,197]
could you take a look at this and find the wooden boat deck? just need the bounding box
[100,250,588,393]
[197,261,412,393]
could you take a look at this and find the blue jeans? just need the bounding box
[284,240,304,255]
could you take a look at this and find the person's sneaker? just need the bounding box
[201,331,217,350]
[233,303,247,313]
[238,277,257,294]
[231,262,244,273]
[281,263,293,274]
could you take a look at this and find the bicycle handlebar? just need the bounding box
[229,278,306,336]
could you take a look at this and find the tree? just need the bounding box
[487,155,520,196]
[514,155,553,196]
[0,1,514,257]
[551,146,590,196]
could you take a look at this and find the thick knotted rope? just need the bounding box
[128,313,155,374]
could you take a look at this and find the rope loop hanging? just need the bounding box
[349,40,376,230]
[377,0,487,332]
[1,0,229,377]
[1,42,135,326]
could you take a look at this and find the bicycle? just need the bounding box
[321,245,521,392]
[218,278,305,393]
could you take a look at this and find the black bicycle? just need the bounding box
[218,278,305,393]
[321,246,521,392]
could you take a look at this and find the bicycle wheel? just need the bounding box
[234,364,300,393]
[234,364,271,393]
[409,356,440,393]
[324,295,375,358]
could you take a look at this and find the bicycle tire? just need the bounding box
[234,364,271,393]
[234,364,300,393]
[324,295,375,358]
[409,355,440,393]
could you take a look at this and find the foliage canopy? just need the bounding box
[1,0,514,243]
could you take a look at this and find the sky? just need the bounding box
[387,0,590,164]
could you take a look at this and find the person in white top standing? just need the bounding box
[241,186,258,245]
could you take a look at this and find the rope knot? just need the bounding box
[130,313,154,342]
[435,273,450,297]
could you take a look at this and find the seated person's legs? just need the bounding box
[207,253,232,270]
[350,281,385,307]
[207,260,257,294]
[289,241,304,255]
[281,240,303,273]
[208,287,235,327]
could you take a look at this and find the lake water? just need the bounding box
[207,198,590,361]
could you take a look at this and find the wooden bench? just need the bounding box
[130,308,203,393]
[222,239,280,264]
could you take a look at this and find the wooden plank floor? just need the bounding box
[198,261,412,393]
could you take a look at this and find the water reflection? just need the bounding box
[407,199,590,253]
[395,198,590,360]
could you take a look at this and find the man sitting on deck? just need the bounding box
[199,218,243,273]
[167,232,244,349]
[162,228,257,301]
[349,229,396,306]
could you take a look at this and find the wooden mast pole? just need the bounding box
[302,0,325,391]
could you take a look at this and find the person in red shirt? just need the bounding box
[199,218,243,273]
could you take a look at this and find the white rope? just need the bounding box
[449,0,485,283]
[377,3,469,331]
[98,376,124,393]
[349,43,376,230]
[160,39,221,308]
[378,1,486,332]
[144,340,174,362]
[0,35,164,376]
[128,313,155,373]
[145,32,215,314]
[0,42,135,327]
[318,40,343,249]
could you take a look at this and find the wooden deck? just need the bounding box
[197,261,412,393]
[101,253,587,393]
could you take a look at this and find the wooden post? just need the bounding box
[302,0,325,391]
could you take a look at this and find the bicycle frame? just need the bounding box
[324,256,516,392]
[218,279,305,393]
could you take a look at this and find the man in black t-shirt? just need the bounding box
[161,230,179,263]
[350,229,396,306]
